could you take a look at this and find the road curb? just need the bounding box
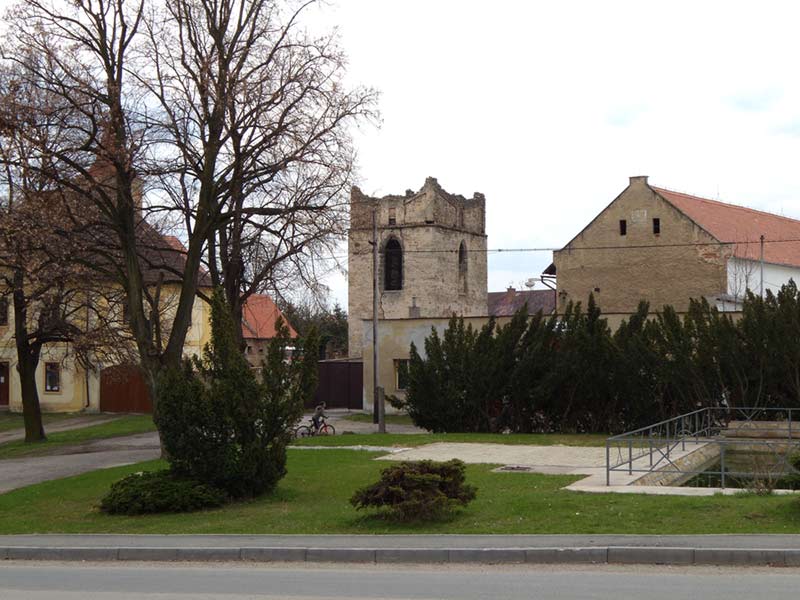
[3,545,800,566]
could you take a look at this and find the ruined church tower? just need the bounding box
[348,177,488,357]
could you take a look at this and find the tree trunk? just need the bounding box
[16,353,45,443]
[11,270,45,443]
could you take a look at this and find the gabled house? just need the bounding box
[547,176,800,321]
[242,294,297,367]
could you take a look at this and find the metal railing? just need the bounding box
[606,407,800,488]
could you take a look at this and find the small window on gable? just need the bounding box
[619,220,627,236]
[388,208,396,226]
[384,238,403,291]
[653,218,661,235]
[44,363,60,393]
[0,296,8,326]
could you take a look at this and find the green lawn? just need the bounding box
[2,448,799,534]
[0,412,103,433]
[293,432,611,448]
[0,415,157,459]
[341,413,416,426]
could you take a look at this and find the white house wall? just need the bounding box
[727,257,800,300]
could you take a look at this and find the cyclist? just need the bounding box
[311,401,327,433]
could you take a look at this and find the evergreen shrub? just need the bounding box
[99,470,226,515]
[154,289,318,499]
[350,459,476,520]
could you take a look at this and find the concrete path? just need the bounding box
[307,410,425,435]
[0,415,123,445]
[378,442,607,474]
[0,432,160,494]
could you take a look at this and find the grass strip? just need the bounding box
[0,412,104,433]
[1,448,799,534]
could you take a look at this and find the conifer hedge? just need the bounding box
[400,281,800,434]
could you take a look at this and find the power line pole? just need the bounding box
[371,205,385,432]
[760,234,765,298]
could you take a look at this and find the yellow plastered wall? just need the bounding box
[0,284,213,413]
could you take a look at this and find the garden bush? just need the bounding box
[154,289,318,499]
[350,459,476,520]
[99,470,227,515]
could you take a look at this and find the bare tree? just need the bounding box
[0,0,209,407]
[0,0,376,419]
[0,63,134,440]
[139,0,377,345]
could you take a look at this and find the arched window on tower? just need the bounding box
[384,238,403,291]
[458,241,467,294]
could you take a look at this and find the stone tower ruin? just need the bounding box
[348,177,488,356]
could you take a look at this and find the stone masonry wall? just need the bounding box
[348,178,488,357]
[554,176,730,314]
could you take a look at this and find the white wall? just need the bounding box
[727,257,800,300]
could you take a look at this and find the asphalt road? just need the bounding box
[2,561,800,599]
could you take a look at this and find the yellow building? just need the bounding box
[0,278,213,414]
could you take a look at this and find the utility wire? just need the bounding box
[313,236,800,261]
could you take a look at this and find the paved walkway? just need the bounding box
[378,442,607,474]
[306,410,425,435]
[0,415,123,445]
[0,433,160,494]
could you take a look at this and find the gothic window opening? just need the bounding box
[384,238,403,291]
[458,241,467,294]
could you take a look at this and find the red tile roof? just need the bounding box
[242,294,297,340]
[655,187,800,268]
[488,288,556,317]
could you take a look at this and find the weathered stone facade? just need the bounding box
[348,177,488,357]
[553,176,731,315]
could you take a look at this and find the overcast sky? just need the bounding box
[311,0,800,307]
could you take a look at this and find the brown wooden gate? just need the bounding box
[0,362,8,407]
[311,359,363,410]
[100,364,152,413]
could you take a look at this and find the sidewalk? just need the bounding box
[3,534,800,566]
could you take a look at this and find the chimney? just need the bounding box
[506,286,516,295]
[629,175,649,186]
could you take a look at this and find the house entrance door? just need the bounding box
[0,362,9,407]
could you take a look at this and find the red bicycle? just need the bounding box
[294,416,336,438]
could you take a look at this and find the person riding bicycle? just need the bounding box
[311,402,327,433]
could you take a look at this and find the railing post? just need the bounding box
[649,429,653,467]
[681,416,686,451]
[606,442,610,486]
[790,410,793,442]
[628,438,633,475]
[720,443,726,489]
[666,422,670,460]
